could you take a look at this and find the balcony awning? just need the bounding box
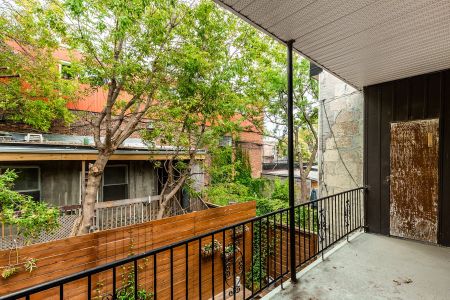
[214,0,450,89]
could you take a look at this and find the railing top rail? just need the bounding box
[94,195,161,209]
[0,187,365,300]
[301,187,366,205]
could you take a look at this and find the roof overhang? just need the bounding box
[214,0,450,89]
[0,144,206,161]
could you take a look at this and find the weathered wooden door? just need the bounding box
[390,119,439,243]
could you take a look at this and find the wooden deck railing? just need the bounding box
[93,196,209,230]
[1,197,209,248]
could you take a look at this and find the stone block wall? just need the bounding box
[318,71,364,197]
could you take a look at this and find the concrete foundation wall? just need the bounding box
[318,71,364,196]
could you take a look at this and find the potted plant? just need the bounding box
[234,225,249,239]
[222,244,240,260]
[201,240,222,258]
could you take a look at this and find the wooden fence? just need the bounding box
[0,202,256,299]
[267,224,318,281]
[1,197,209,248]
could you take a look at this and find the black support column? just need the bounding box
[287,40,297,283]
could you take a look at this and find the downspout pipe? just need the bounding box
[287,40,298,283]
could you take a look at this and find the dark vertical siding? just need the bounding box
[379,84,393,235]
[365,85,381,233]
[364,70,450,246]
[441,71,450,246]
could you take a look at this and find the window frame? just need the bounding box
[102,164,129,201]
[0,166,41,200]
[59,60,73,80]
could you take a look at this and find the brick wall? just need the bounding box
[238,130,263,178]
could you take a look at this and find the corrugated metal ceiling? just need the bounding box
[214,0,450,89]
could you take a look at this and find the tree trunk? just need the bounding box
[157,175,186,219]
[300,175,308,202]
[75,152,111,235]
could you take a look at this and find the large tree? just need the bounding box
[60,0,194,234]
[142,1,266,218]
[1,0,266,234]
[0,0,78,131]
[263,43,319,202]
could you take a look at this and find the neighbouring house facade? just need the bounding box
[318,71,364,197]
[0,47,264,211]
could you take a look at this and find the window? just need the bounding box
[219,136,233,147]
[102,165,128,201]
[1,167,41,201]
[60,62,73,79]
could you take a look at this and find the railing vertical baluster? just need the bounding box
[88,274,91,299]
[279,212,282,278]
[112,267,116,299]
[340,194,343,239]
[134,259,138,300]
[342,194,345,237]
[251,221,254,296]
[357,190,360,227]
[59,284,63,299]
[233,227,236,300]
[346,193,350,241]
[302,205,306,265]
[342,194,344,238]
[297,206,301,265]
[285,211,289,274]
[211,233,215,300]
[222,230,226,300]
[106,208,109,230]
[272,214,276,280]
[170,248,174,300]
[185,243,189,300]
[355,190,358,229]
[242,224,246,300]
[258,218,262,291]
[354,190,357,228]
[153,254,157,300]
[307,203,311,261]
[265,217,269,285]
[328,196,331,248]
[315,201,319,259]
[327,196,337,242]
[334,195,337,241]
[338,194,341,240]
[359,189,362,227]
[350,191,354,231]
[334,195,337,242]
[349,192,352,233]
[198,238,202,300]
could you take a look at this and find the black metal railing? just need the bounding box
[0,188,364,300]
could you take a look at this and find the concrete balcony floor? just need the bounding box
[266,233,450,300]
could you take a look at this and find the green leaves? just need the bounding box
[0,0,78,131]
[0,170,59,242]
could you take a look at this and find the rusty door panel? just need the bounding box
[390,119,439,243]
